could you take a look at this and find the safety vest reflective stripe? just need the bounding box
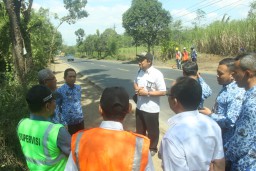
[74,132,84,171]
[24,123,66,165]
[132,137,144,171]
[25,153,66,165]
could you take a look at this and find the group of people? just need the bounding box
[17,51,256,170]
[175,47,197,69]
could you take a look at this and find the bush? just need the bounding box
[0,83,29,170]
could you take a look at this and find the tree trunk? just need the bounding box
[147,43,150,53]
[4,0,26,88]
[22,0,33,72]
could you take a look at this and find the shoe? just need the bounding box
[150,150,157,156]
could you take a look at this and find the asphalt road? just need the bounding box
[62,57,221,124]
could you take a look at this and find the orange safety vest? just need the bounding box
[182,51,189,61]
[71,128,150,171]
[176,51,181,60]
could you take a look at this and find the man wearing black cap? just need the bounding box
[17,85,71,170]
[65,87,154,171]
[134,52,166,156]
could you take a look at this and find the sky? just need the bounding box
[33,0,253,46]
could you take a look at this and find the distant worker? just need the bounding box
[175,47,182,69]
[182,47,189,64]
[38,68,66,125]
[191,47,197,62]
[57,68,84,135]
[159,77,225,171]
[134,52,166,156]
[238,46,245,54]
[182,61,212,109]
[64,86,154,171]
[199,58,245,145]
[17,85,71,170]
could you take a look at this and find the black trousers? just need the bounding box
[68,120,84,135]
[136,108,159,152]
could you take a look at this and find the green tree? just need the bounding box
[29,8,62,71]
[75,28,85,46]
[49,0,88,62]
[248,0,256,19]
[101,28,119,56]
[83,34,97,56]
[122,0,171,53]
[192,9,206,28]
[3,0,34,88]
[0,1,11,81]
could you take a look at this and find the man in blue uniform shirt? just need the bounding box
[225,53,256,170]
[182,61,212,109]
[200,58,245,145]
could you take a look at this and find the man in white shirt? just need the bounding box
[134,52,166,156]
[158,77,225,171]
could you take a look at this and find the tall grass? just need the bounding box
[193,19,256,55]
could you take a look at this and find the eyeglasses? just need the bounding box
[45,77,56,81]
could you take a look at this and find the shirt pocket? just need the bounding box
[146,79,156,90]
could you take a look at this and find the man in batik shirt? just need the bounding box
[182,61,212,109]
[57,68,84,135]
[200,58,245,145]
[225,53,256,170]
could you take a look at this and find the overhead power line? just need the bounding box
[171,0,207,16]
[174,0,224,20]
[180,0,249,26]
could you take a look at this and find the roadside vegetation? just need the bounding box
[0,0,256,169]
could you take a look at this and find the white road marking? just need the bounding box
[165,78,175,81]
[117,68,129,72]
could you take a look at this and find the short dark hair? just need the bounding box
[234,53,256,71]
[100,87,129,120]
[219,58,235,72]
[26,85,54,113]
[171,77,202,110]
[182,61,198,76]
[64,68,76,78]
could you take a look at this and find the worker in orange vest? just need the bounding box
[64,86,154,171]
[175,47,182,69]
[182,47,189,64]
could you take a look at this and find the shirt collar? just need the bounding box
[224,81,236,90]
[245,85,256,97]
[99,121,124,131]
[64,83,75,89]
[167,110,198,126]
[30,113,51,122]
[146,66,154,74]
